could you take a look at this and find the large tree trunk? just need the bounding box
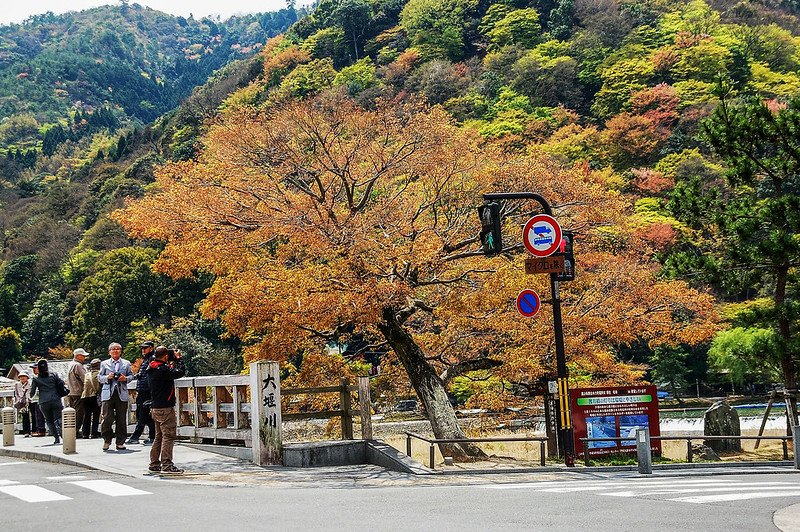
[775,263,799,430]
[377,307,486,460]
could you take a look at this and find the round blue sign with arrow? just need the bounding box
[516,289,541,318]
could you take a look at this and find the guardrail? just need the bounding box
[405,431,548,469]
[174,375,371,444]
[580,435,794,466]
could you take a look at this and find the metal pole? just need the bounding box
[430,444,435,470]
[483,192,573,467]
[540,440,546,466]
[551,273,574,466]
[793,425,800,470]
[406,434,412,457]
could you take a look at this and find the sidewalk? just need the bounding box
[1,434,799,489]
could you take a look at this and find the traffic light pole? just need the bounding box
[483,192,575,467]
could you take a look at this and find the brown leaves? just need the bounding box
[117,92,718,395]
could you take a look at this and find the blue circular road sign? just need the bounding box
[516,289,541,317]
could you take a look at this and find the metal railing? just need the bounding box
[580,435,794,466]
[405,432,548,469]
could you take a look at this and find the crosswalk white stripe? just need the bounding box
[0,480,20,486]
[670,490,800,504]
[0,485,71,502]
[68,480,151,497]
[603,484,795,497]
[0,462,26,467]
[486,479,738,490]
[46,476,87,481]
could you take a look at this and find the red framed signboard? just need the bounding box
[570,385,661,458]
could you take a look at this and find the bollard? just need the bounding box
[2,407,15,447]
[636,428,652,475]
[62,407,76,454]
[794,425,800,470]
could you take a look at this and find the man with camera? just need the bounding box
[127,340,156,445]
[148,346,185,474]
[98,342,134,451]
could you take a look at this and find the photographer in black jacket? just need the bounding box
[128,341,156,445]
[147,346,185,474]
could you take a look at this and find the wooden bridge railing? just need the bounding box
[173,375,372,445]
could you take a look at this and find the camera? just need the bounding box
[113,372,122,380]
[167,346,180,361]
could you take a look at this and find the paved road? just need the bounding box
[2,456,799,531]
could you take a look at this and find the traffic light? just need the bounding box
[478,202,503,256]
[554,231,575,281]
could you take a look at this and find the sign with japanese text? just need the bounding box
[525,255,566,275]
[570,385,661,458]
[250,360,283,465]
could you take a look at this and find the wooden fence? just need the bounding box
[173,375,372,444]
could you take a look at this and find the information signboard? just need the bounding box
[570,385,661,458]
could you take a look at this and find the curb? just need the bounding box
[0,446,99,472]
[438,461,800,475]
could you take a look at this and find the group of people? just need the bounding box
[12,340,186,474]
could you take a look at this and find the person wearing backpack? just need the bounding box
[29,359,67,444]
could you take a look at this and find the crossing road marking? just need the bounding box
[486,479,734,490]
[0,462,26,467]
[480,478,800,504]
[603,483,795,497]
[46,475,88,481]
[0,485,72,502]
[671,491,800,504]
[67,480,151,497]
[0,480,20,486]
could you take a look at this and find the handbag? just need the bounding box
[14,399,27,410]
[56,376,69,398]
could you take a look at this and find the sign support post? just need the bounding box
[483,192,575,466]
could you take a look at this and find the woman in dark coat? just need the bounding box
[29,359,64,444]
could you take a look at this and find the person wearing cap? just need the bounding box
[29,363,46,436]
[148,346,185,474]
[81,358,102,438]
[127,341,156,445]
[67,348,88,437]
[13,372,31,436]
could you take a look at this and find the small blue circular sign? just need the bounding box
[516,289,541,317]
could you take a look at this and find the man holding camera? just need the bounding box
[98,342,134,451]
[127,340,156,445]
[148,346,185,474]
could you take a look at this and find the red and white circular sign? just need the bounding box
[523,214,562,257]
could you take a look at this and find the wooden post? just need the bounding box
[340,377,354,440]
[233,385,247,429]
[250,361,282,466]
[754,392,775,449]
[358,376,372,440]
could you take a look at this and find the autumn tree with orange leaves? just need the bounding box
[117,92,716,458]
